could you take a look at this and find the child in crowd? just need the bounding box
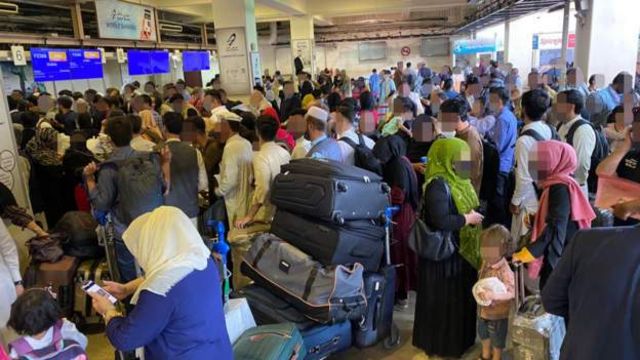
[474,225,515,360]
[7,289,88,360]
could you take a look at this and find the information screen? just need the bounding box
[182,51,210,72]
[128,50,170,75]
[68,49,104,79]
[32,48,103,81]
[31,48,72,81]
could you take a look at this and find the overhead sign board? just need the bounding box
[537,33,576,50]
[532,35,539,50]
[31,48,103,82]
[452,38,496,55]
[95,0,157,41]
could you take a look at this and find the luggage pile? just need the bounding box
[23,211,110,330]
[234,159,399,359]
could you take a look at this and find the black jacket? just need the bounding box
[542,226,640,360]
[423,178,466,235]
[279,94,302,122]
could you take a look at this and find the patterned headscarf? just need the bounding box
[26,127,61,166]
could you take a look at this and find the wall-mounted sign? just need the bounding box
[98,48,107,64]
[532,35,539,50]
[216,27,250,95]
[11,46,26,66]
[400,46,411,56]
[95,0,157,41]
[537,33,576,50]
[116,48,126,63]
[453,38,496,55]
[217,28,247,57]
[291,39,313,73]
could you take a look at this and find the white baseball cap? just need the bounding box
[305,106,329,123]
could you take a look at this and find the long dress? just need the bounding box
[412,178,477,358]
[0,221,20,328]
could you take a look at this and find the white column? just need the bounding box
[211,0,260,95]
[503,19,510,63]
[559,0,571,87]
[289,15,315,78]
[575,0,640,84]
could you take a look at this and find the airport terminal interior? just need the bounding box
[0,0,639,359]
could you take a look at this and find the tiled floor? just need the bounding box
[86,292,486,360]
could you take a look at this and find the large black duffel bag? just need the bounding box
[271,210,385,272]
[53,211,103,259]
[241,233,367,324]
[270,159,390,224]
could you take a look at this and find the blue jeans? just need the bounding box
[114,239,138,284]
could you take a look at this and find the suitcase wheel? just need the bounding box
[381,183,391,194]
[332,213,345,225]
[336,182,348,192]
[383,323,400,349]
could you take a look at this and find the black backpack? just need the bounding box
[340,134,383,175]
[565,119,610,193]
[479,136,500,201]
[520,122,560,142]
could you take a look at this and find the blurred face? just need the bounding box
[95,100,109,113]
[171,100,184,113]
[76,101,89,114]
[284,84,295,97]
[287,114,306,138]
[480,243,502,264]
[164,87,177,99]
[489,93,503,113]
[528,145,552,183]
[145,84,155,93]
[11,91,22,101]
[181,121,197,143]
[176,83,185,93]
[84,92,95,103]
[452,148,472,179]
[334,112,352,134]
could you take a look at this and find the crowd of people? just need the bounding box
[1,58,640,360]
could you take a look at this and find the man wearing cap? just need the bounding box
[305,106,343,162]
[214,110,253,229]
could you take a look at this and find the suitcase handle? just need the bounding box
[513,262,525,311]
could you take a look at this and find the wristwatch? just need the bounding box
[13,280,23,286]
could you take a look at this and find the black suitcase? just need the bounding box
[271,210,385,272]
[353,267,397,348]
[231,285,352,360]
[271,158,390,224]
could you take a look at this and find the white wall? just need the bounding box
[258,37,452,79]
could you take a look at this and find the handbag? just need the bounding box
[408,179,457,261]
[26,234,65,263]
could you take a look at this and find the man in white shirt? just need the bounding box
[202,89,228,135]
[235,115,291,229]
[510,89,554,237]
[335,104,375,166]
[214,111,254,289]
[557,89,596,198]
[288,109,311,160]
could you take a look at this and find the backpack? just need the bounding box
[520,122,560,142]
[340,134,383,175]
[9,321,87,360]
[102,152,164,224]
[53,211,103,259]
[479,136,500,201]
[565,119,610,193]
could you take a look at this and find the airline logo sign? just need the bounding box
[538,33,576,50]
[453,38,496,55]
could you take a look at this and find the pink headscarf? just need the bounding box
[262,107,295,152]
[529,140,595,278]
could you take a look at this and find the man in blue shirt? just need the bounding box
[305,106,343,162]
[442,78,459,100]
[487,86,517,227]
[369,68,381,102]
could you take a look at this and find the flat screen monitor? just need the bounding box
[127,50,169,75]
[31,48,72,82]
[68,49,104,80]
[182,51,210,72]
[150,50,170,74]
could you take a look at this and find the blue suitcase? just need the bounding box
[301,321,352,360]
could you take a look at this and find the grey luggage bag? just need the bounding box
[241,233,367,324]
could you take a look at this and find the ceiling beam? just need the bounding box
[313,15,333,26]
[256,0,307,16]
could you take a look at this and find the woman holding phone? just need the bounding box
[90,206,232,360]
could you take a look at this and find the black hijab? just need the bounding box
[373,135,419,210]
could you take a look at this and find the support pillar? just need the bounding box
[559,0,571,87]
[503,19,510,64]
[289,15,315,78]
[575,0,640,84]
[211,0,260,95]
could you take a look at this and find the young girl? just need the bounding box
[8,289,88,360]
[474,225,515,360]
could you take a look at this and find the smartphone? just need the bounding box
[82,280,117,304]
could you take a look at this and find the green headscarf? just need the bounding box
[424,138,482,269]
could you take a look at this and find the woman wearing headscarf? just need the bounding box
[513,140,595,290]
[90,206,233,360]
[413,138,484,358]
[25,127,69,226]
[373,135,419,307]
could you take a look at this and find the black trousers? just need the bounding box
[485,172,512,228]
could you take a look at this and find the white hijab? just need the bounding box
[122,206,210,304]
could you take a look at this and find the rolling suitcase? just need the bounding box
[271,210,385,272]
[241,233,367,324]
[271,158,390,224]
[24,256,79,317]
[512,264,565,360]
[231,285,352,360]
[233,323,306,360]
[73,258,111,330]
[352,206,400,348]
